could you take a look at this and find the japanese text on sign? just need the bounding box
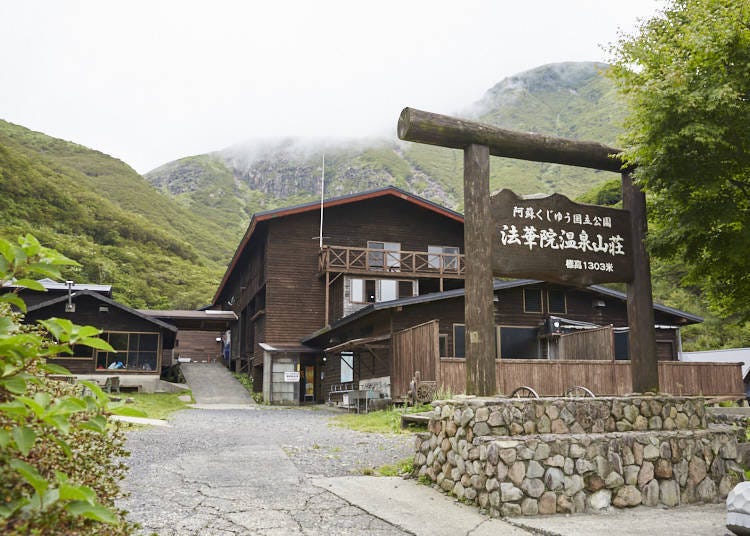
[491,190,633,286]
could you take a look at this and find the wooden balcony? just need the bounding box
[318,245,465,279]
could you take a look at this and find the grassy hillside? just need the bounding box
[146,62,626,219]
[0,120,227,308]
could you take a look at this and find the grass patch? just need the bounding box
[233,372,264,404]
[331,404,431,434]
[373,457,414,477]
[111,391,193,420]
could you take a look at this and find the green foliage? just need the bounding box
[576,180,750,350]
[0,120,228,308]
[109,392,193,421]
[608,0,750,320]
[232,372,264,403]
[331,405,430,435]
[0,234,137,535]
[373,457,414,477]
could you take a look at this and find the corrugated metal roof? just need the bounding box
[301,279,703,344]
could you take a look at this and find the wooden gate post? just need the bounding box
[463,144,497,396]
[622,172,659,393]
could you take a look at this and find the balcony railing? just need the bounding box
[318,245,465,279]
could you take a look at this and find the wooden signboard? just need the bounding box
[491,189,633,286]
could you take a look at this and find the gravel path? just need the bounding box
[119,406,414,535]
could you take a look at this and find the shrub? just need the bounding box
[0,234,139,535]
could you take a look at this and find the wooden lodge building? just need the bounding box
[214,187,742,404]
[6,279,236,392]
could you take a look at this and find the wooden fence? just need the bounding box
[437,359,744,397]
[556,326,614,361]
[392,320,439,398]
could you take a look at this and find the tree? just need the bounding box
[0,234,139,535]
[608,0,750,320]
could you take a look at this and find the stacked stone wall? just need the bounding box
[413,396,744,516]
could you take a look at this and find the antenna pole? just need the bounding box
[319,153,325,249]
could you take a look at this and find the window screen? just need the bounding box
[614,332,630,360]
[524,288,543,313]
[453,325,465,358]
[439,334,448,357]
[548,290,566,314]
[499,327,539,358]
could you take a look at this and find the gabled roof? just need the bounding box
[213,186,464,304]
[301,279,703,344]
[27,290,178,332]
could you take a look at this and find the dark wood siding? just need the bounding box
[24,294,170,374]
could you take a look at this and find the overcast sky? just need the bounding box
[0,1,663,174]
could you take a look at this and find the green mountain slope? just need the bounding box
[0,120,228,308]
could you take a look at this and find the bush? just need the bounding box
[0,234,138,535]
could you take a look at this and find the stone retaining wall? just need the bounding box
[413,396,744,517]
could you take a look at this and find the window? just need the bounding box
[548,289,567,314]
[350,278,414,303]
[498,327,539,359]
[453,324,465,358]
[340,351,354,382]
[96,332,159,371]
[439,334,448,357]
[428,245,459,271]
[368,241,400,270]
[398,280,414,298]
[523,288,543,313]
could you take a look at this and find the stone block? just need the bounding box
[643,444,660,461]
[689,457,707,486]
[538,491,557,515]
[638,461,654,488]
[475,407,490,422]
[557,494,574,514]
[473,422,490,437]
[564,474,584,496]
[521,477,545,498]
[527,460,544,479]
[623,465,639,486]
[697,477,717,502]
[501,502,522,517]
[569,443,586,459]
[613,485,642,507]
[586,489,612,510]
[642,479,659,506]
[534,442,551,460]
[500,482,523,502]
[545,467,564,491]
[537,415,551,434]
[547,454,565,468]
[521,497,539,516]
[605,472,624,489]
[509,461,526,486]
[659,479,680,507]
[633,415,648,431]
[654,458,673,479]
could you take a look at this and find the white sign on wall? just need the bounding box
[284,371,300,383]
